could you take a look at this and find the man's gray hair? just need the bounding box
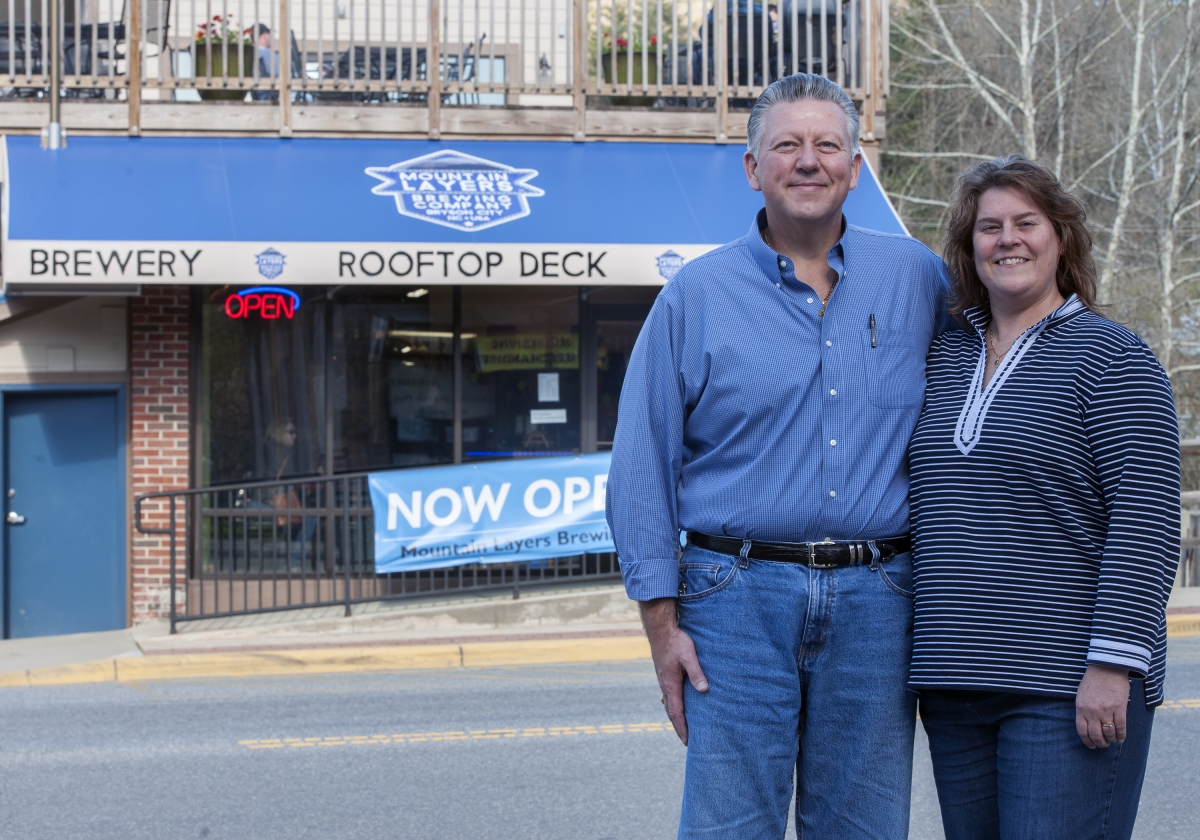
[746,73,861,160]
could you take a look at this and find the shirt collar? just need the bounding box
[747,208,848,287]
[963,293,1087,336]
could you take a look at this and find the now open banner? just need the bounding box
[368,454,613,573]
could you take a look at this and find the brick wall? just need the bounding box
[130,286,191,625]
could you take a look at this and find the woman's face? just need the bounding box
[972,186,1062,309]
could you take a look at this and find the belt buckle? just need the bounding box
[807,538,838,569]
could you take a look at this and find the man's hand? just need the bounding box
[1076,664,1130,749]
[639,598,708,745]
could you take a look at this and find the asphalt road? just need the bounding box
[0,641,1197,839]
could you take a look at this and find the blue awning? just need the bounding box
[2,135,905,287]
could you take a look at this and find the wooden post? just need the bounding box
[428,0,441,140]
[573,0,585,141]
[45,0,63,147]
[128,0,141,135]
[279,0,292,136]
[715,0,727,143]
[861,0,887,148]
[862,0,876,143]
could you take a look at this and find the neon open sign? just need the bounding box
[224,287,302,320]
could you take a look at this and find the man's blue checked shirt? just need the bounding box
[606,210,953,601]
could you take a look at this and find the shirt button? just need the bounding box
[830,389,837,396]
[829,490,837,498]
[830,439,837,446]
[807,297,814,304]
[776,283,781,288]
[825,340,832,347]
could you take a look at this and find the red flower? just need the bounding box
[617,37,628,47]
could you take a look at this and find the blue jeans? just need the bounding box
[676,545,917,839]
[918,680,1154,840]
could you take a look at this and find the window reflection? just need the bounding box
[589,286,659,450]
[202,285,455,484]
[200,284,657,484]
[331,287,454,470]
[462,286,580,460]
[202,287,326,485]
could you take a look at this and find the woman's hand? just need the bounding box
[1075,664,1130,749]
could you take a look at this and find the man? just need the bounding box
[606,73,952,838]
[251,24,280,101]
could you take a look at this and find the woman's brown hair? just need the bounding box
[943,155,1098,316]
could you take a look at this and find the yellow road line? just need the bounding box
[238,722,670,749]
[239,700,1200,751]
[1158,698,1200,709]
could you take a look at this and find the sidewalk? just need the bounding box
[0,583,648,687]
[3,580,1198,689]
[1168,584,1200,634]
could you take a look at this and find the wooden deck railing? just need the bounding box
[1,0,888,142]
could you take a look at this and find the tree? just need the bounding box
[885,0,1200,432]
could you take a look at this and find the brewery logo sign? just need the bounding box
[366,150,545,233]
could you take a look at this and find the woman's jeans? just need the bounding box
[918,680,1154,840]
[676,544,917,840]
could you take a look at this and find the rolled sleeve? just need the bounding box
[1083,343,1180,678]
[606,292,687,602]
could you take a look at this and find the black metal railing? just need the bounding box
[135,469,621,633]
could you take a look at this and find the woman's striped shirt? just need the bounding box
[908,296,1179,707]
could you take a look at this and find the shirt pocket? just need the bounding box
[865,328,926,409]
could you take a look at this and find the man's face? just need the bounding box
[258,31,272,48]
[743,99,861,227]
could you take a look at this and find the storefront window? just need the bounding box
[202,287,327,485]
[199,284,657,485]
[589,286,659,450]
[331,287,454,471]
[201,285,454,484]
[461,286,580,460]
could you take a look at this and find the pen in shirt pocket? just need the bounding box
[869,314,877,348]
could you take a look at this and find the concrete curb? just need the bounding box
[5,611,1190,689]
[1168,613,1200,638]
[0,636,652,688]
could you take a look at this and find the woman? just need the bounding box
[908,155,1179,839]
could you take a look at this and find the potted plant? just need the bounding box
[193,16,258,100]
[600,32,659,86]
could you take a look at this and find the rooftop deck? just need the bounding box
[1,0,888,147]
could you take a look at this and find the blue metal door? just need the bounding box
[4,391,125,638]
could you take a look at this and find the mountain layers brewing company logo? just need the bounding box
[255,247,286,279]
[655,250,685,281]
[366,150,545,232]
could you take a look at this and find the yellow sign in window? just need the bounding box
[475,334,579,372]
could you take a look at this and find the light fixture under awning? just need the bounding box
[1,135,906,289]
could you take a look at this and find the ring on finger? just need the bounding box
[1101,721,1115,729]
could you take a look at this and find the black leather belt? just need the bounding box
[686,532,911,568]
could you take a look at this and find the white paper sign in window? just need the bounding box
[530,408,567,425]
[537,372,560,403]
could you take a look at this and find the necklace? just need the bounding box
[986,327,1015,368]
[817,280,837,317]
[763,227,839,316]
